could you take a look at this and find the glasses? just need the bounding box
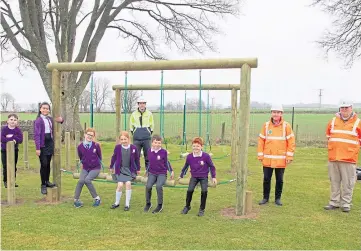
[86,134,94,137]
[340,107,350,109]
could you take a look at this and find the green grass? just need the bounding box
[2,112,335,146]
[1,142,360,250]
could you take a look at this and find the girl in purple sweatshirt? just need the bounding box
[73,128,102,208]
[179,137,217,217]
[109,131,140,211]
[143,135,174,214]
[1,114,23,188]
[33,102,63,195]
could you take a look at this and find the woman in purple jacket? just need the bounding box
[33,102,63,195]
[109,131,140,211]
[179,137,217,217]
[73,128,102,208]
[1,114,23,188]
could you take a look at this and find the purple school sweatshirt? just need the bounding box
[33,116,64,150]
[110,144,140,176]
[147,148,173,175]
[1,126,23,151]
[77,142,102,171]
[180,152,216,179]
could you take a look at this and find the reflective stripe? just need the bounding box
[286,152,294,156]
[286,133,294,139]
[258,152,264,156]
[259,134,266,139]
[330,129,357,136]
[264,155,286,159]
[353,118,360,132]
[265,121,287,141]
[330,117,360,136]
[329,138,359,145]
[266,136,285,140]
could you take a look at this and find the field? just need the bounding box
[1,141,361,250]
[2,111,340,146]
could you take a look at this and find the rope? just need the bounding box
[160,70,168,150]
[61,168,236,189]
[124,71,128,130]
[199,69,202,137]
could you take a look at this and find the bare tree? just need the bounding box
[29,103,38,112]
[110,96,116,112]
[121,90,140,113]
[0,92,14,111]
[79,89,91,112]
[0,0,240,133]
[312,0,361,66]
[93,77,110,112]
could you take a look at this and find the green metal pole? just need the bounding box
[90,72,94,128]
[182,90,187,146]
[199,70,202,137]
[160,70,164,137]
[206,90,210,148]
[124,71,128,130]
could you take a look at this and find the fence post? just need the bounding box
[23,131,29,169]
[221,122,225,144]
[6,141,16,205]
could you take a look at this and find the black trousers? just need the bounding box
[1,149,19,182]
[39,153,52,185]
[263,166,285,200]
[185,177,208,210]
[133,139,151,168]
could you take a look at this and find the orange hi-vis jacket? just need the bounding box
[257,119,296,168]
[326,113,361,164]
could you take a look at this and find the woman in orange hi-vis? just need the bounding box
[324,101,361,213]
[257,104,296,206]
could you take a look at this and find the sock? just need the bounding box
[125,189,132,207]
[94,196,100,200]
[115,191,122,205]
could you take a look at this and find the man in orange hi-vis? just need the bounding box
[257,104,296,206]
[324,101,361,213]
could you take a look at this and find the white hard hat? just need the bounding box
[339,100,353,108]
[270,104,284,112]
[137,96,147,103]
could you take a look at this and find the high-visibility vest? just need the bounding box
[326,113,361,163]
[257,119,296,168]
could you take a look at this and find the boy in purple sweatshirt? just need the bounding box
[179,137,217,217]
[144,135,174,214]
[1,114,23,188]
[73,128,102,208]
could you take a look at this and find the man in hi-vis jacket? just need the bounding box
[129,96,154,169]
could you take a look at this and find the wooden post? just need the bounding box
[46,187,59,203]
[236,64,251,216]
[231,89,237,173]
[75,131,80,169]
[115,89,121,138]
[245,191,253,214]
[6,141,16,205]
[52,69,61,200]
[23,131,29,169]
[65,132,70,170]
[221,122,225,144]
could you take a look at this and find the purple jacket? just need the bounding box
[147,148,173,175]
[78,142,102,171]
[1,126,23,151]
[110,144,140,176]
[33,116,63,150]
[180,152,216,179]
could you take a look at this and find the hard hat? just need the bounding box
[137,96,147,103]
[270,104,284,112]
[339,100,353,108]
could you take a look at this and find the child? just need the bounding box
[144,135,174,213]
[1,114,23,188]
[33,102,63,195]
[179,137,217,217]
[109,131,140,211]
[73,128,102,208]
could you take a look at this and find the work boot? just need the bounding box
[41,185,47,195]
[324,204,339,210]
[275,199,283,206]
[341,207,350,213]
[181,206,191,214]
[259,199,269,205]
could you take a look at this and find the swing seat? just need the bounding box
[178,177,217,187]
[73,172,108,179]
[165,179,176,187]
[73,172,80,179]
[106,175,113,181]
[140,176,148,184]
[135,175,143,182]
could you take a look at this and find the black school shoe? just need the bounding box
[144,203,152,212]
[124,206,130,211]
[4,182,19,188]
[110,204,120,209]
[41,185,47,195]
[181,206,191,214]
[197,210,205,217]
[45,181,56,188]
[152,204,163,214]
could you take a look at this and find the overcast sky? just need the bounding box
[0,0,360,108]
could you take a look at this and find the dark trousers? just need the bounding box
[145,173,167,205]
[39,153,52,185]
[1,149,19,182]
[263,167,285,200]
[185,177,208,210]
[134,140,151,168]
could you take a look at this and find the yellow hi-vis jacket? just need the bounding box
[129,109,154,141]
[257,118,296,168]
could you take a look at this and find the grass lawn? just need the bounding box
[1,142,360,250]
